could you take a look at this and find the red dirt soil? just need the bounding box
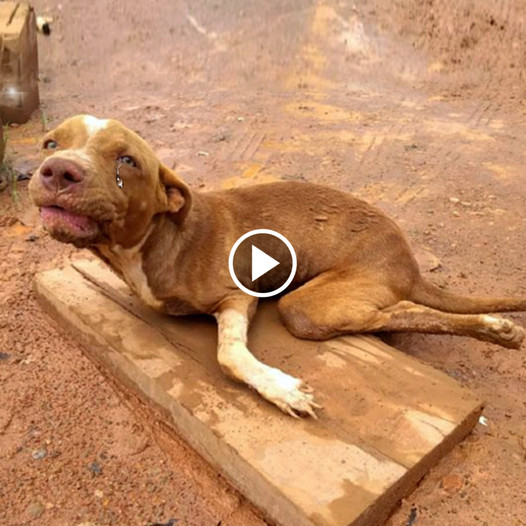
[1,0,526,525]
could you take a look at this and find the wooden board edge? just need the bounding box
[354,401,484,526]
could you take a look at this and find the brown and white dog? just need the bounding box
[29,115,526,418]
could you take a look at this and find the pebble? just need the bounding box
[87,461,102,476]
[0,407,14,433]
[146,520,179,526]
[26,501,45,519]
[406,505,418,526]
[32,448,47,460]
[441,473,464,493]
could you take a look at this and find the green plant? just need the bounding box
[0,127,20,205]
[40,109,48,131]
[1,123,6,158]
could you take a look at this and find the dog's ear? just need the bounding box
[158,164,192,223]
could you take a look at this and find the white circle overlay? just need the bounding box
[228,229,298,298]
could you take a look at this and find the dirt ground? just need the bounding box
[1,0,526,525]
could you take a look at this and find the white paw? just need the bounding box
[482,315,525,349]
[250,367,322,418]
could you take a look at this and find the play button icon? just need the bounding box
[251,245,280,281]
[229,229,297,298]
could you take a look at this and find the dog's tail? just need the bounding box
[410,278,526,314]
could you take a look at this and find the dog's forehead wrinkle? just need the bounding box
[89,128,144,157]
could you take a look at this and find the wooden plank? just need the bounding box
[34,260,484,526]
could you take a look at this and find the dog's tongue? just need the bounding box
[41,206,97,236]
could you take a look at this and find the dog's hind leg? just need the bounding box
[379,301,524,348]
[279,272,525,349]
[214,295,321,418]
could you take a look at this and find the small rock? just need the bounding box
[449,197,460,204]
[197,150,209,157]
[406,505,418,526]
[87,461,102,476]
[415,248,442,273]
[12,156,39,178]
[169,121,191,131]
[452,210,460,217]
[212,133,228,143]
[441,473,464,493]
[144,112,165,124]
[26,234,39,242]
[0,352,11,361]
[0,407,14,433]
[478,415,488,426]
[94,489,104,499]
[26,501,45,519]
[32,448,47,460]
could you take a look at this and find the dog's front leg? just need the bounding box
[214,300,321,418]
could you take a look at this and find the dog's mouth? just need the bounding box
[40,205,100,244]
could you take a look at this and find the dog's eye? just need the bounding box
[43,139,58,150]
[118,155,137,168]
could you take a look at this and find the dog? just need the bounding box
[29,115,526,418]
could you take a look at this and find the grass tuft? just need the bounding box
[0,125,20,205]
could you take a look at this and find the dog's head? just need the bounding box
[29,115,190,248]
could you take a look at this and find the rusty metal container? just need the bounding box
[0,2,39,124]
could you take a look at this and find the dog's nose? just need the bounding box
[39,158,85,190]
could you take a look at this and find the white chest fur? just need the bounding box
[98,239,163,311]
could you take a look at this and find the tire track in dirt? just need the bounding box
[221,129,266,162]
